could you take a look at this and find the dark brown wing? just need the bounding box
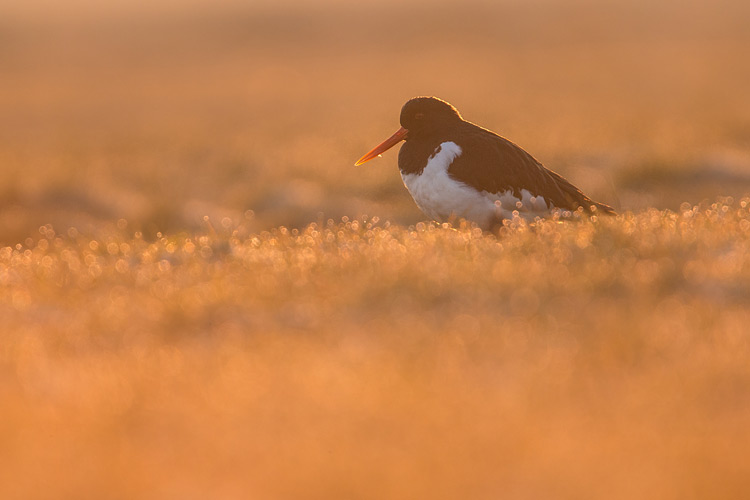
[449,123,615,214]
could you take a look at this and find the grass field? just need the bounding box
[3,0,750,498]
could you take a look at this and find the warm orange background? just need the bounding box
[2,2,750,499]
[3,0,750,242]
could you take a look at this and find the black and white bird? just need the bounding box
[355,96,615,228]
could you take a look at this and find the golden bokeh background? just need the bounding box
[3,0,750,241]
[2,1,750,498]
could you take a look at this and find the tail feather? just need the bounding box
[547,169,617,215]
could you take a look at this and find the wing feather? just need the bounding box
[449,124,615,214]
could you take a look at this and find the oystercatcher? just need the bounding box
[355,96,615,228]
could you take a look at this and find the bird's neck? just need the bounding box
[398,136,449,175]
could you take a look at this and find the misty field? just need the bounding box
[3,0,750,498]
[4,207,750,498]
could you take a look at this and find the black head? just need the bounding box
[354,96,463,166]
[399,96,463,139]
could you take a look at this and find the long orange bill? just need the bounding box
[354,126,409,166]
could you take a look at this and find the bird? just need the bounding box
[355,96,615,229]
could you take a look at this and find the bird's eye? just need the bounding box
[414,112,425,120]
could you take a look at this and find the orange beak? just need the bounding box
[354,127,409,166]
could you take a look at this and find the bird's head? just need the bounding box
[355,96,462,166]
[399,96,462,137]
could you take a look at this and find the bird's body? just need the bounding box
[355,97,615,229]
[400,141,551,228]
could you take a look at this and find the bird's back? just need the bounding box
[447,123,616,215]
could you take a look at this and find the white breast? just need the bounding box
[400,141,552,229]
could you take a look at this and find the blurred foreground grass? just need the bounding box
[3,1,750,497]
[3,199,750,499]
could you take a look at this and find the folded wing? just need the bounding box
[448,124,615,215]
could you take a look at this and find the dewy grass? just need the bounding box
[3,2,750,497]
[2,199,750,499]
